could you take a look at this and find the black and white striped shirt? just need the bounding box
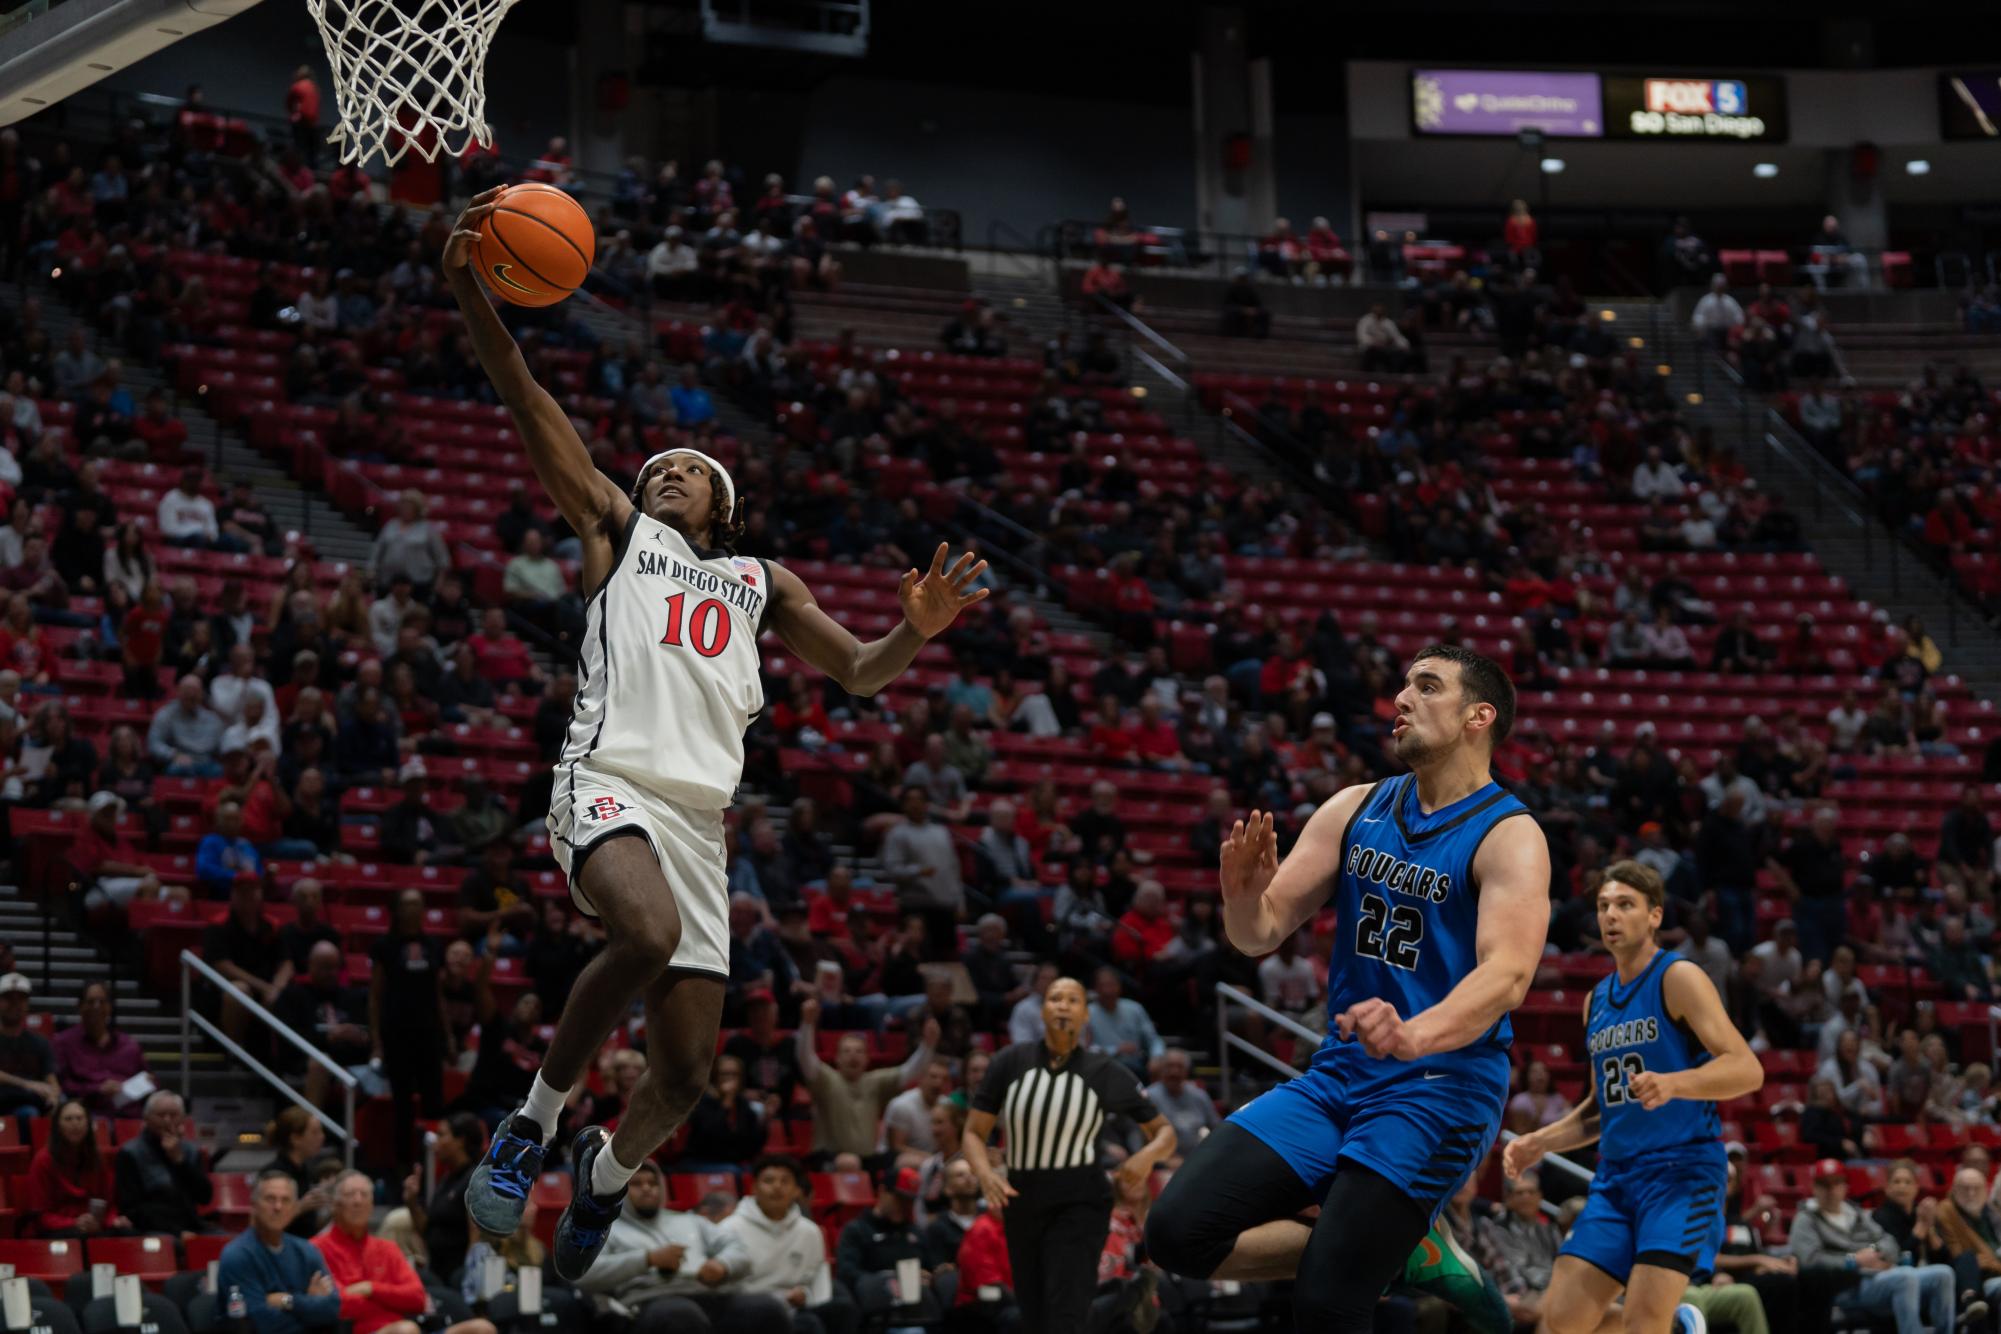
[973,1041,1158,1186]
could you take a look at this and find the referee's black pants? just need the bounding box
[1003,1191,1110,1334]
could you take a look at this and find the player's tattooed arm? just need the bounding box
[765,545,989,697]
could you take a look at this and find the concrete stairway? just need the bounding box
[16,278,379,568]
[1627,298,2001,701]
[0,883,270,1154]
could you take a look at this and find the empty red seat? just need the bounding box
[85,1235,179,1285]
[184,1233,230,1273]
[0,1237,85,1285]
[1719,250,1757,286]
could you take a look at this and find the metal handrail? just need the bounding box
[1086,290,1192,370]
[1215,982,1324,1098]
[1688,329,1978,643]
[180,948,357,1166]
[1215,984,1596,1215]
[1078,291,1344,509]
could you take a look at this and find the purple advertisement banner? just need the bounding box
[1412,69,1605,138]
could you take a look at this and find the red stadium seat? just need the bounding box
[85,1235,179,1285]
[0,1237,86,1286]
[184,1234,231,1273]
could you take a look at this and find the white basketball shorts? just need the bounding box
[547,761,730,979]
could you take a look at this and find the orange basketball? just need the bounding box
[474,182,596,308]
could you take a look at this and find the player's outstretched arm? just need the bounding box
[1348,815,1549,1060]
[1502,993,1601,1179]
[441,189,629,552]
[1626,960,1765,1110]
[765,544,988,697]
[1220,784,1370,957]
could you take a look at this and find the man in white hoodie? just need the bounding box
[721,1156,861,1334]
[575,1160,790,1334]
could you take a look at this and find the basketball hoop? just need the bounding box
[306,0,521,167]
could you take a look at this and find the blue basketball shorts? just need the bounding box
[1228,1066,1505,1218]
[1559,1150,1728,1279]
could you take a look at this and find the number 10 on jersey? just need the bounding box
[661,592,732,658]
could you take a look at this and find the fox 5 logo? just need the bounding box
[1644,79,1747,116]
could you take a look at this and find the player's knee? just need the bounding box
[605,914,681,975]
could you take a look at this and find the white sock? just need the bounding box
[590,1140,642,1199]
[518,1074,567,1143]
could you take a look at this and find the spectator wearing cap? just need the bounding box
[148,672,226,775]
[0,971,58,1115]
[73,789,180,911]
[1790,1157,1963,1334]
[573,1158,786,1332]
[836,1166,943,1324]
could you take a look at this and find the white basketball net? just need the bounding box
[305,0,523,167]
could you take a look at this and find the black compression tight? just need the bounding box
[1147,1122,1433,1333]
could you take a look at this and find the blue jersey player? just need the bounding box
[1148,645,1550,1332]
[1503,861,1763,1334]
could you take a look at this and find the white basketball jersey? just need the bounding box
[560,510,768,810]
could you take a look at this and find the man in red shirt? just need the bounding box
[1130,697,1189,772]
[954,1195,1014,1311]
[287,66,322,166]
[131,389,190,464]
[1111,880,1176,970]
[74,790,186,911]
[1258,630,1320,703]
[1087,696,1139,765]
[316,1169,496,1334]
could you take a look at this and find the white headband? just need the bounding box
[637,448,736,518]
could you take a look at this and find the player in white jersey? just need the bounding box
[439,189,991,1281]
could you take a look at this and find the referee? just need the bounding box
[963,976,1177,1333]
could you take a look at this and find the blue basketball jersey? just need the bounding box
[1308,774,1530,1099]
[1588,950,1723,1164]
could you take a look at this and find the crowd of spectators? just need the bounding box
[6,95,2001,1334]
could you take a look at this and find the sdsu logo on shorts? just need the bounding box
[583,796,631,823]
